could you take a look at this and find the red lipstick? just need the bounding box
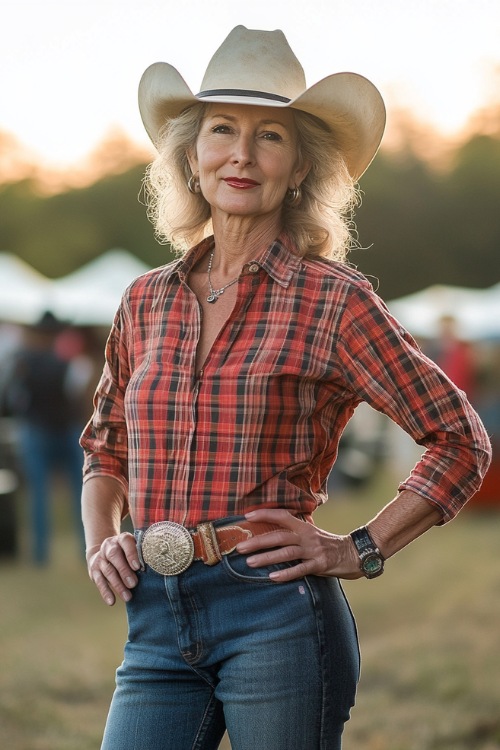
[223,177,259,189]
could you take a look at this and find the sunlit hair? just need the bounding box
[143,103,360,261]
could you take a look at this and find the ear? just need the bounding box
[291,159,311,189]
[186,148,198,174]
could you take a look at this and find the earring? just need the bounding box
[287,185,302,207]
[187,174,201,194]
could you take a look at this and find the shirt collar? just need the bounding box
[161,232,302,289]
[256,233,302,288]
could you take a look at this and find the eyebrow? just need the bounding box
[207,113,290,127]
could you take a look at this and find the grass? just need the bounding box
[1,468,499,749]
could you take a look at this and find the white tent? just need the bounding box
[48,249,151,326]
[0,252,52,324]
[387,282,500,341]
[0,249,151,327]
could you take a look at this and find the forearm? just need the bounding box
[82,475,139,606]
[366,490,443,560]
[82,475,128,558]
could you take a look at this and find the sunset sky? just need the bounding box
[2,0,500,171]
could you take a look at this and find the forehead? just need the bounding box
[202,102,296,129]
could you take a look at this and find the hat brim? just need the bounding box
[138,63,385,181]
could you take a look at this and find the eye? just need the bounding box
[260,131,283,142]
[211,124,233,134]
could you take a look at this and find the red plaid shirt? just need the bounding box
[81,235,491,530]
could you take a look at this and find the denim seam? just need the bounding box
[191,689,219,750]
[303,575,331,750]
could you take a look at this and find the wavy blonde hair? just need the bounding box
[143,103,360,261]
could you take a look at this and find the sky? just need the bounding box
[2,0,500,171]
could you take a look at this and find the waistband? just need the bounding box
[135,517,289,576]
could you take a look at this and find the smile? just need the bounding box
[223,177,260,189]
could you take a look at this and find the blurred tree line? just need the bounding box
[0,120,499,301]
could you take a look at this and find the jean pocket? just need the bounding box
[222,551,296,583]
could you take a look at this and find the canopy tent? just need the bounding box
[49,249,151,325]
[0,252,52,324]
[0,249,150,327]
[387,283,500,341]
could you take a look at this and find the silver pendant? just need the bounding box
[207,293,217,303]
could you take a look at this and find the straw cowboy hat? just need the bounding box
[138,26,386,181]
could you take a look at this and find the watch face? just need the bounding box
[362,553,384,578]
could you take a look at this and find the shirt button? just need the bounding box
[248,263,260,273]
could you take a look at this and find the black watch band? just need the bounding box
[350,526,385,579]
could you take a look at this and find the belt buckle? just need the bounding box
[141,521,194,575]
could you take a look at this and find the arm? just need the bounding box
[83,476,141,605]
[237,287,490,580]
[80,302,139,605]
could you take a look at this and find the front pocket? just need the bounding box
[222,551,297,583]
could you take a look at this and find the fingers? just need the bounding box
[244,508,305,531]
[87,532,140,606]
[237,509,363,581]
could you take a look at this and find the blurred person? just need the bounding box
[426,314,478,399]
[80,27,491,750]
[4,311,85,564]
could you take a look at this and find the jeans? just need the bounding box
[18,421,85,564]
[101,525,360,750]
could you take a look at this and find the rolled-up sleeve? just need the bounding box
[336,285,492,522]
[80,301,131,496]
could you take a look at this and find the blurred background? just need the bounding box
[1,1,499,748]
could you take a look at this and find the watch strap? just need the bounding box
[350,526,377,554]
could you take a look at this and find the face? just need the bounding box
[187,104,310,222]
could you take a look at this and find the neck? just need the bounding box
[210,210,282,275]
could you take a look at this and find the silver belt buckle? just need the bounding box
[141,521,194,575]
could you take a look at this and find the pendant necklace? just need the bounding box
[206,249,240,303]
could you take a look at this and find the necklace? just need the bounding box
[206,249,240,303]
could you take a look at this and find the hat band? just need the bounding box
[197,88,291,104]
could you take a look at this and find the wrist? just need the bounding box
[85,544,102,564]
[350,526,385,579]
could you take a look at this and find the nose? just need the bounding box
[231,132,255,166]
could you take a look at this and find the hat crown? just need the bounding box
[199,26,306,101]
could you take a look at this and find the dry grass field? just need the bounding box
[1,469,499,750]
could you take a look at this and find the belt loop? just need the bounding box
[197,521,223,566]
[135,530,146,571]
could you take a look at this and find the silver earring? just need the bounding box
[287,185,302,207]
[187,174,201,194]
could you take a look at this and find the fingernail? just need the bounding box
[245,511,256,518]
[131,559,140,570]
[105,596,114,606]
[126,577,135,587]
[122,591,132,602]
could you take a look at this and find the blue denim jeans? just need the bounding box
[18,421,85,564]
[101,527,360,750]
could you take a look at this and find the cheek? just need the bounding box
[264,152,297,182]
[197,141,227,169]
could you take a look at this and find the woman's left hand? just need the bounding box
[236,508,363,582]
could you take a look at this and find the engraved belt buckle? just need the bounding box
[141,521,194,575]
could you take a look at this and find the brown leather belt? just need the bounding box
[140,519,285,576]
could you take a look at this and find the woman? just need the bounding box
[81,27,491,750]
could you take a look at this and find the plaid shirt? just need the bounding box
[81,235,491,530]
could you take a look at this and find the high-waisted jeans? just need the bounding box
[101,529,360,750]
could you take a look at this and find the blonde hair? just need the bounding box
[143,104,360,261]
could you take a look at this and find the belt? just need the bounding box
[139,519,285,576]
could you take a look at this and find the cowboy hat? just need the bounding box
[138,25,386,181]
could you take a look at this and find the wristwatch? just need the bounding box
[350,527,385,579]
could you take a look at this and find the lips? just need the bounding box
[223,177,260,189]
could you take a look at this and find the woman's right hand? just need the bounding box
[86,532,141,606]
